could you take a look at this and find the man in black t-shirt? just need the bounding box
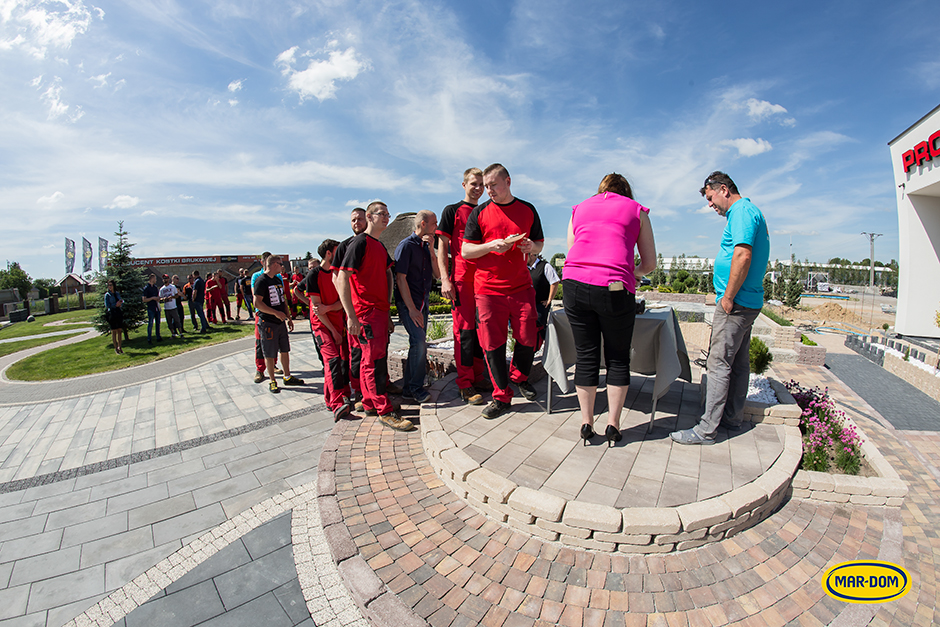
[142,273,162,344]
[191,270,210,333]
[236,268,253,320]
[253,255,305,394]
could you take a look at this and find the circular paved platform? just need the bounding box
[319,408,900,626]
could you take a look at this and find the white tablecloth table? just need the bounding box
[542,305,692,431]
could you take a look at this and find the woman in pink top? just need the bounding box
[563,173,657,445]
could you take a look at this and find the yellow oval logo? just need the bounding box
[822,561,911,603]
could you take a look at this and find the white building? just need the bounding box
[889,103,940,339]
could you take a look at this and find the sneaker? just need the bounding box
[274,367,283,375]
[379,410,414,432]
[459,387,484,405]
[355,400,365,413]
[482,400,511,420]
[269,381,280,394]
[386,381,403,395]
[517,380,537,401]
[282,375,305,386]
[253,370,265,383]
[412,388,431,403]
[333,404,351,422]
[669,428,714,446]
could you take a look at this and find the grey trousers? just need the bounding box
[694,302,761,439]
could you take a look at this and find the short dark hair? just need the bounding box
[483,163,509,180]
[700,171,739,196]
[193,270,200,277]
[318,239,339,259]
[597,173,634,199]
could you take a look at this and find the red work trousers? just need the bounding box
[254,313,265,372]
[314,327,351,410]
[452,279,486,389]
[356,308,393,415]
[476,287,538,404]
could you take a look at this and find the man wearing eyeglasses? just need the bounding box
[254,255,305,394]
[337,201,414,432]
[671,171,770,445]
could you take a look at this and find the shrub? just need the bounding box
[638,285,652,292]
[761,307,792,327]
[426,318,448,341]
[800,334,818,346]
[785,381,864,474]
[749,337,773,374]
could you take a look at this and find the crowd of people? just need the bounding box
[103,166,769,443]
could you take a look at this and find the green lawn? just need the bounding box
[0,332,89,358]
[6,323,255,381]
[0,309,96,340]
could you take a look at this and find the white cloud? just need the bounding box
[745,98,787,121]
[277,46,369,102]
[105,195,139,209]
[227,79,244,92]
[37,190,64,204]
[89,72,110,88]
[720,137,773,157]
[141,210,157,217]
[1,0,98,60]
[228,99,238,107]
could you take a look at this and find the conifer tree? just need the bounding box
[94,222,146,334]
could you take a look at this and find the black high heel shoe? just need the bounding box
[605,425,622,447]
[580,423,595,445]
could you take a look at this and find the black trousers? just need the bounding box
[562,279,636,387]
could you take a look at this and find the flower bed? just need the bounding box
[784,380,864,475]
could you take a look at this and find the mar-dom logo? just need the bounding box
[822,560,910,604]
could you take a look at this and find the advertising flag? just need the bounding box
[65,238,76,274]
[82,237,93,273]
[99,237,109,271]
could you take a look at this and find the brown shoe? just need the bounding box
[379,410,414,432]
[459,387,484,405]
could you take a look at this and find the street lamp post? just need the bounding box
[860,232,882,289]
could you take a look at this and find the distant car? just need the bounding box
[640,277,651,286]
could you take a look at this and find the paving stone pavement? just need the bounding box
[824,352,940,431]
[1,322,939,626]
[313,362,940,627]
[437,374,783,508]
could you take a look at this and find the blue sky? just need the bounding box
[2,0,938,281]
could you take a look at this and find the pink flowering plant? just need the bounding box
[785,380,864,474]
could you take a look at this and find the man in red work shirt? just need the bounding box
[462,164,544,419]
[336,202,414,432]
[304,239,352,421]
[437,167,487,406]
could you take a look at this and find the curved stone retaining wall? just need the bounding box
[420,377,802,554]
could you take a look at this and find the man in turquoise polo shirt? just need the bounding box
[671,171,770,445]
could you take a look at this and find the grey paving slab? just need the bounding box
[26,565,105,613]
[827,352,940,430]
[120,511,310,627]
[124,579,226,627]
